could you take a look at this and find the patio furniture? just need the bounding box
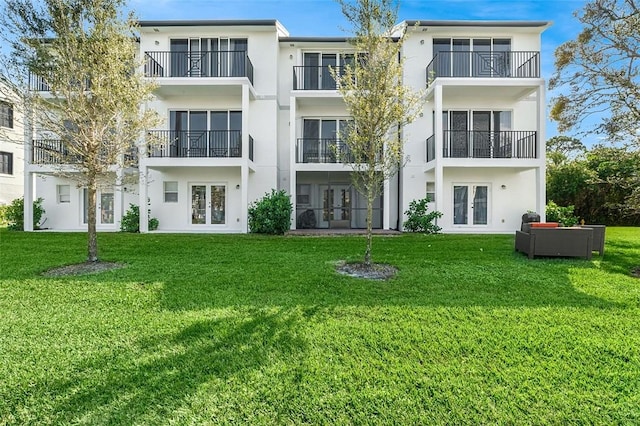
[581,225,606,255]
[515,227,594,260]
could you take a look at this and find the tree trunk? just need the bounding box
[364,190,374,266]
[87,180,98,262]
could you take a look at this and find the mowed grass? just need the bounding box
[1,228,639,424]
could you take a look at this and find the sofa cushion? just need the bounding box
[531,222,559,228]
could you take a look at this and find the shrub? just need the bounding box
[404,197,443,234]
[248,189,292,235]
[546,200,579,227]
[120,204,159,232]
[2,197,45,230]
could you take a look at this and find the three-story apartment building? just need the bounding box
[23,19,549,233]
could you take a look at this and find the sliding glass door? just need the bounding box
[453,184,489,226]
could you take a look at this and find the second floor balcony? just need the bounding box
[293,66,349,91]
[296,138,353,163]
[426,130,538,162]
[147,130,254,161]
[144,51,254,85]
[426,51,540,87]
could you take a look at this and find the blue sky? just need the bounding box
[130,0,591,144]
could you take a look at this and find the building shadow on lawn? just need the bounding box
[6,308,306,424]
[598,240,640,278]
[156,254,620,312]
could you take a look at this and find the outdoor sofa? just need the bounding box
[515,226,594,260]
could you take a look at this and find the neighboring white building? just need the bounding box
[0,86,23,206]
[24,19,550,233]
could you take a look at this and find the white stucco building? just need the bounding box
[23,18,550,233]
[0,86,23,207]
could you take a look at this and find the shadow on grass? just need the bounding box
[5,308,305,424]
[599,240,640,278]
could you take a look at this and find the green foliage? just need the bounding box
[248,189,292,235]
[404,197,443,233]
[1,228,640,423]
[2,197,45,231]
[0,204,8,226]
[546,201,579,227]
[547,143,640,225]
[120,204,159,233]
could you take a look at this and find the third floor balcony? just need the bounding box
[144,50,254,85]
[426,51,540,87]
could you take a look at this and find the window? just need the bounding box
[164,181,178,203]
[297,184,311,205]
[0,102,13,129]
[426,182,435,202]
[57,185,70,203]
[211,185,225,224]
[0,152,13,174]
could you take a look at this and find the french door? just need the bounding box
[453,184,489,226]
[82,188,114,225]
[170,38,247,77]
[302,119,349,162]
[190,184,226,225]
[433,38,511,78]
[320,184,351,228]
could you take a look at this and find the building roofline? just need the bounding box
[138,19,279,28]
[404,20,551,28]
[280,37,350,43]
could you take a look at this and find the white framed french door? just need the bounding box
[453,184,490,226]
[190,183,226,225]
[82,188,115,226]
[319,184,352,228]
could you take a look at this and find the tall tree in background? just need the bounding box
[1,0,158,261]
[549,0,639,147]
[334,0,422,266]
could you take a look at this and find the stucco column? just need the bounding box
[139,165,149,233]
[383,177,391,229]
[433,84,445,220]
[114,168,124,230]
[23,172,34,231]
[536,85,546,221]
[242,84,249,161]
[241,165,249,232]
[289,96,297,229]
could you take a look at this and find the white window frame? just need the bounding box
[57,184,71,203]
[163,181,178,203]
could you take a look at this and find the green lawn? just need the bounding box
[1,228,639,424]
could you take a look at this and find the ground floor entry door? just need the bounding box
[453,184,489,226]
[320,184,351,228]
[190,183,226,225]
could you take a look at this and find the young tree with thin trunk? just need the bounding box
[1,0,158,262]
[333,0,423,266]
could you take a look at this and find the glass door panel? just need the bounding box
[191,185,206,224]
[450,111,468,157]
[210,185,226,224]
[321,54,337,89]
[170,39,188,77]
[303,53,319,90]
[229,111,242,156]
[188,111,207,157]
[302,119,320,162]
[472,111,491,158]
[493,39,511,76]
[321,120,337,161]
[100,192,114,224]
[453,186,468,225]
[452,39,470,77]
[230,38,247,77]
[493,111,512,157]
[210,111,228,157]
[473,186,488,225]
[189,38,202,76]
[433,38,451,77]
[472,39,491,77]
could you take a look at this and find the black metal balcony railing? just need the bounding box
[31,139,78,164]
[293,66,348,90]
[148,130,251,159]
[426,130,537,160]
[426,51,540,86]
[296,138,355,163]
[144,51,254,84]
[29,74,92,92]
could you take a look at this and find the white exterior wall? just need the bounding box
[29,20,548,234]
[0,90,24,206]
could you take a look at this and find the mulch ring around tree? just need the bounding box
[631,266,640,279]
[336,261,398,280]
[42,262,126,277]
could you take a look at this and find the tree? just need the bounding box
[546,135,586,166]
[549,0,640,147]
[1,0,159,261]
[334,0,422,266]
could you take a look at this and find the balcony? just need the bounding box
[144,51,254,84]
[293,66,349,90]
[148,130,253,161]
[296,139,353,164]
[426,130,537,161]
[29,74,91,92]
[426,51,540,87]
[32,139,79,164]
